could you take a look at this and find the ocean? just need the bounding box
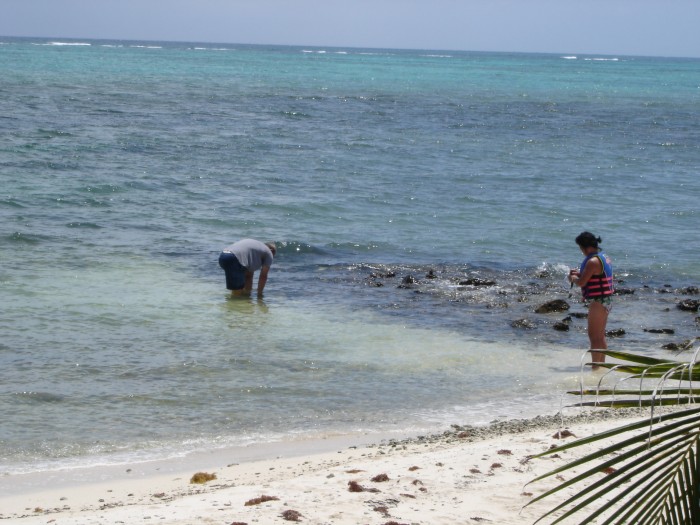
[1,36,698,476]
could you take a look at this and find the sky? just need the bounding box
[1,0,699,58]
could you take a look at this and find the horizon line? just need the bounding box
[1,33,698,61]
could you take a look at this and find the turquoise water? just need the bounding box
[1,37,699,474]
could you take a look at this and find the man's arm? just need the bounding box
[257,266,270,296]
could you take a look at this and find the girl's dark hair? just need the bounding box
[575,231,602,248]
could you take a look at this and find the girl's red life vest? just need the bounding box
[580,252,614,299]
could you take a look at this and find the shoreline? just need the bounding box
[1,407,662,524]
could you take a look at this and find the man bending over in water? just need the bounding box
[219,239,276,297]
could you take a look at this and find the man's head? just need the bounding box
[265,242,277,256]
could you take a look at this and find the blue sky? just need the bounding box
[2,0,699,58]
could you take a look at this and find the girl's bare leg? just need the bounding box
[587,301,609,365]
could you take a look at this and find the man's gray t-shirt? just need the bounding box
[225,239,273,272]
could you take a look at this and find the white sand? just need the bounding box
[0,410,652,525]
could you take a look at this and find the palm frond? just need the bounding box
[529,346,700,524]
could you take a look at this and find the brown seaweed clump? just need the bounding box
[190,472,217,484]
[348,481,380,493]
[244,495,280,506]
[371,473,390,482]
[281,509,303,522]
[373,505,390,517]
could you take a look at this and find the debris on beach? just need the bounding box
[371,473,390,482]
[280,509,303,522]
[348,481,380,493]
[190,472,217,484]
[553,429,576,439]
[373,505,391,517]
[244,495,279,506]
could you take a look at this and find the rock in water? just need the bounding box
[535,300,570,314]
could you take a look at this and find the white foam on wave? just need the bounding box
[561,56,577,60]
[421,54,453,58]
[130,45,163,49]
[585,57,619,61]
[36,41,91,46]
[192,47,231,51]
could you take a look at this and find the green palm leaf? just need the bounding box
[529,347,700,524]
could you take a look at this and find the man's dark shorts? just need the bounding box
[219,251,246,290]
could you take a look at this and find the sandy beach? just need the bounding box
[0,408,656,525]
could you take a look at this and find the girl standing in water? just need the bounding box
[568,232,614,365]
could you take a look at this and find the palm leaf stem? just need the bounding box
[572,389,700,397]
[572,398,700,408]
[601,350,683,366]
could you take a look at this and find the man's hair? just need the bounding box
[265,242,277,255]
